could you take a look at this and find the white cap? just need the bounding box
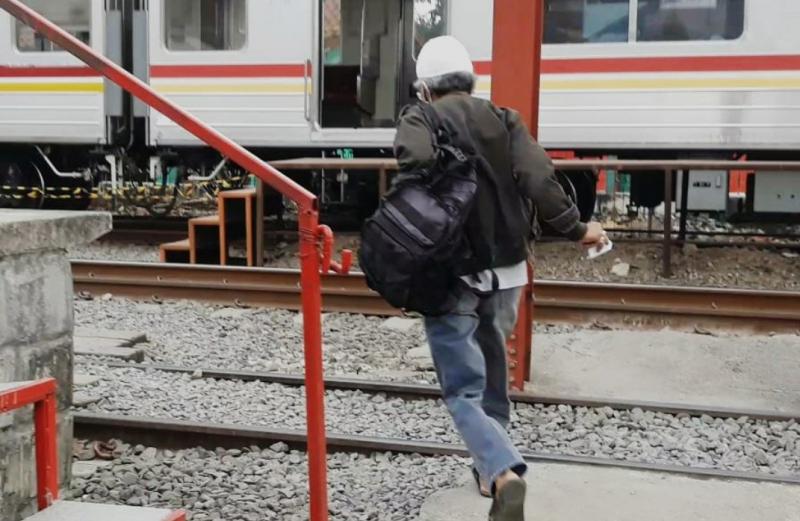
[416,36,474,80]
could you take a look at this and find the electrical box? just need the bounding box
[754,172,800,213]
[676,170,728,212]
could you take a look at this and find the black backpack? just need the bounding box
[358,104,478,316]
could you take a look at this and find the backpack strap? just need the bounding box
[417,102,474,163]
[417,102,446,146]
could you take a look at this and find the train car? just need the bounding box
[0,0,798,217]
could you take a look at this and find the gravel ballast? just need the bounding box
[74,297,576,385]
[75,364,800,477]
[69,442,465,521]
[70,241,160,263]
[75,297,438,384]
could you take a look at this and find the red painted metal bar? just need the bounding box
[0,2,332,519]
[34,388,59,509]
[491,0,544,134]
[298,210,327,521]
[0,379,54,412]
[0,379,59,509]
[491,0,544,389]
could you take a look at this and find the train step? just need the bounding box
[219,188,255,198]
[24,501,184,521]
[159,238,190,264]
[219,188,257,266]
[189,215,221,264]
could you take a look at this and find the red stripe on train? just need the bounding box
[474,55,800,75]
[150,64,306,78]
[0,66,100,77]
[4,55,798,79]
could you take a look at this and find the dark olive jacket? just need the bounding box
[394,93,586,271]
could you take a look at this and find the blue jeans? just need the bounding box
[425,284,527,488]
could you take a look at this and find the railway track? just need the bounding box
[73,412,800,486]
[71,260,800,333]
[95,361,800,423]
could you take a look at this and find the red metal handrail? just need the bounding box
[0,379,59,510]
[0,2,339,519]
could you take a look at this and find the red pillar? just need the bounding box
[491,0,544,137]
[491,0,544,390]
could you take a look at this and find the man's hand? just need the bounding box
[581,221,607,247]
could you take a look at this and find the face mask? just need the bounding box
[416,81,433,104]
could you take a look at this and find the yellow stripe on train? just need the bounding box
[0,82,104,93]
[154,83,308,95]
[475,76,800,93]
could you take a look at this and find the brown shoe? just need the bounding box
[488,475,526,521]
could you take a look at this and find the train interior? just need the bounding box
[319,0,443,129]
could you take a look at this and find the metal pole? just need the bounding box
[679,169,690,243]
[663,170,674,277]
[34,385,59,510]
[256,179,265,267]
[491,0,544,389]
[298,210,329,521]
[530,1,544,138]
[491,0,544,134]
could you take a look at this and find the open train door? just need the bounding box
[314,0,447,141]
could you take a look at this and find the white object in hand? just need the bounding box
[587,239,613,260]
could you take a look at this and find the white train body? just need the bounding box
[0,0,797,153]
[0,1,106,144]
[0,0,799,217]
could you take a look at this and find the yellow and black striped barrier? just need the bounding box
[0,176,250,202]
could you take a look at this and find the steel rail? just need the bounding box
[70,260,800,333]
[97,362,800,423]
[73,412,800,486]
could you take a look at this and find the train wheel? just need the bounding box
[0,161,44,209]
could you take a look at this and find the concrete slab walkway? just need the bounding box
[528,329,800,415]
[418,462,800,521]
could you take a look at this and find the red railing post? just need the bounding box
[0,2,336,519]
[298,208,329,521]
[0,378,59,510]
[491,0,544,389]
[33,386,59,510]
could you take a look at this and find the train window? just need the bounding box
[413,0,448,59]
[637,0,744,41]
[14,0,91,52]
[323,0,344,65]
[544,0,630,44]
[164,0,247,51]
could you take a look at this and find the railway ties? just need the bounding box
[70,358,800,486]
[71,360,800,521]
[67,429,800,521]
[68,265,800,519]
[70,260,800,334]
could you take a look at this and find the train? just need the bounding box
[0,0,798,219]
